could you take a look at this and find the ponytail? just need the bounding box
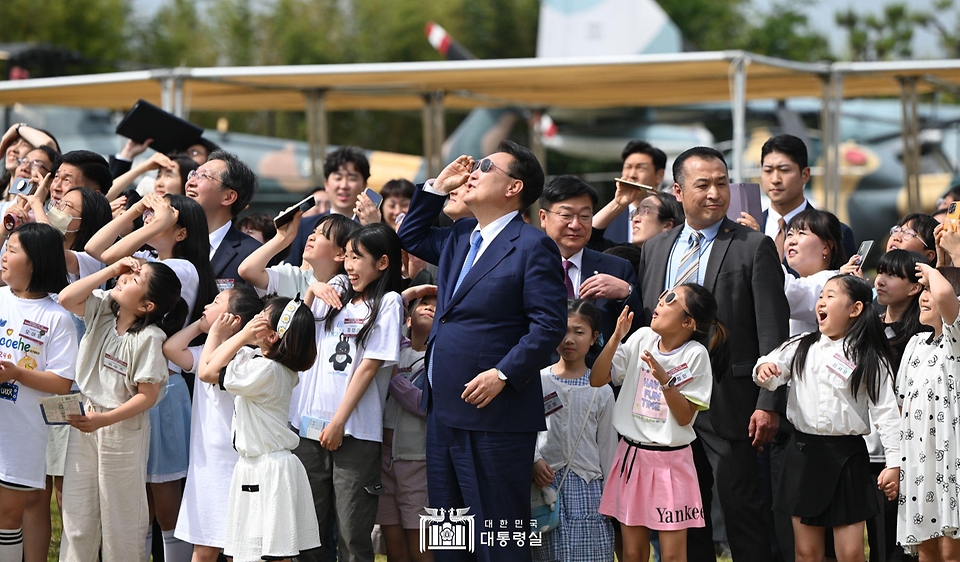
[678,283,730,378]
[112,262,188,337]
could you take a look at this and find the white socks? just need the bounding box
[0,528,23,562]
[162,529,193,562]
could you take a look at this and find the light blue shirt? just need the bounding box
[665,219,724,290]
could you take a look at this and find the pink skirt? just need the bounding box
[598,437,705,530]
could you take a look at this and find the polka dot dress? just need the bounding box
[896,322,960,555]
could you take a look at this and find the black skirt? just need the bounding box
[774,430,881,527]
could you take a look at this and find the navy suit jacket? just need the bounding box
[603,210,631,245]
[760,202,857,260]
[398,187,567,433]
[211,225,262,288]
[579,247,643,345]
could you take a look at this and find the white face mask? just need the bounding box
[47,206,79,235]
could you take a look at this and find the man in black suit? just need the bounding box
[285,147,370,266]
[539,175,642,346]
[184,149,261,290]
[637,147,790,562]
[741,134,856,259]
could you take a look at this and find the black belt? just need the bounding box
[619,436,688,482]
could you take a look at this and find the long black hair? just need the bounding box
[322,223,403,347]
[71,188,112,252]
[786,209,847,270]
[111,261,189,337]
[790,275,894,403]
[310,213,360,274]
[263,295,317,372]
[166,194,217,323]
[876,249,930,368]
[678,283,730,377]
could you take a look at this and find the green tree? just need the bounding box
[129,0,218,67]
[835,3,929,61]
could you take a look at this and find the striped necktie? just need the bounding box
[675,231,704,287]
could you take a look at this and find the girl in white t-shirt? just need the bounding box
[239,211,359,296]
[534,300,617,562]
[57,256,188,562]
[591,283,728,562]
[297,223,403,561]
[86,191,217,562]
[197,296,321,561]
[162,284,263,562]
[0,223,78,562]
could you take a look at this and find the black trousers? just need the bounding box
[687,412,773,562]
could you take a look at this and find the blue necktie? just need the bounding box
[453,231,483,294]
[429,230,483,387]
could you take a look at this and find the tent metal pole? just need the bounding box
[305,90,328,187]
[900,77,922,213]
[730,56,748,182]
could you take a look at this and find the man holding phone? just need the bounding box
[596,140,667,244]
[286,146,370,266]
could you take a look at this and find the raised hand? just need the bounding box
[434,155,476,194]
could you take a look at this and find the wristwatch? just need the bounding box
[660,375,678,390]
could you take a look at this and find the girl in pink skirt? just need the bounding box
[591,283,728,562]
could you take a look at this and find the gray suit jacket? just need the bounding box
[637,217,790,441]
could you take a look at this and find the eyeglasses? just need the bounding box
[187,169,223,185]
[545,209,593,224]
[53,198,80,215]
[631,203,659,221]
[889,225,929,248]
[15,158,49,173]
[658,289,691,316]
[471,158,518,179]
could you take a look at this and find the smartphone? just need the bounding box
[273,195,317,228]
[364,187,383,209]
[948,202,960,224]
[614,177,657,194]
[8,177,36,197]
[855,240,874,267]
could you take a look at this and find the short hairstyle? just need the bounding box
[786,209,847,270]
[672,146,727,188]
[235,212,277,243]
[323,146,371,181]
[314,213,360,249]
[207,150,258,218]
[495,139,545,210]
[58,150,112,193]
[648,191,684,227]
[12,223,68,294]
[224,284,264,325]
[381,179,415,201]
[761,134,809,170]
[70,188,112,252]
[31,146,61,170]
[604,245,641,277]
[621,140,667,171]
[539,175,598,208]
[264,296,317,372]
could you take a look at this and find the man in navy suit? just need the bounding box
[286,147,370,266]
[741,134,856,259]
[398,140,567,562]
[539,175,642,346]
[184,150,261,290]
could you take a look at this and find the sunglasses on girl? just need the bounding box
[471,158,518,179]
[658,289,691,316]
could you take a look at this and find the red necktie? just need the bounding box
[563,260,575,299]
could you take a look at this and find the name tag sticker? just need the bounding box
[543,391,563,416]
[216,279,235,292]
[103,353,129,377]
[826,353,855,381]
[299,415,329,441]
[0,381,18,403]
[19,320,48,345]
[666,363,694,388]
[342,318,363,336]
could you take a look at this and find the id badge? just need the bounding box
[0,381,18,403]
[103,353,129,377]
[19,319,48,345]
[665,363,694,388]
[299,415,330,441]
[216,279,235,292]
[543,391,563,416]
[826,353,855,381]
